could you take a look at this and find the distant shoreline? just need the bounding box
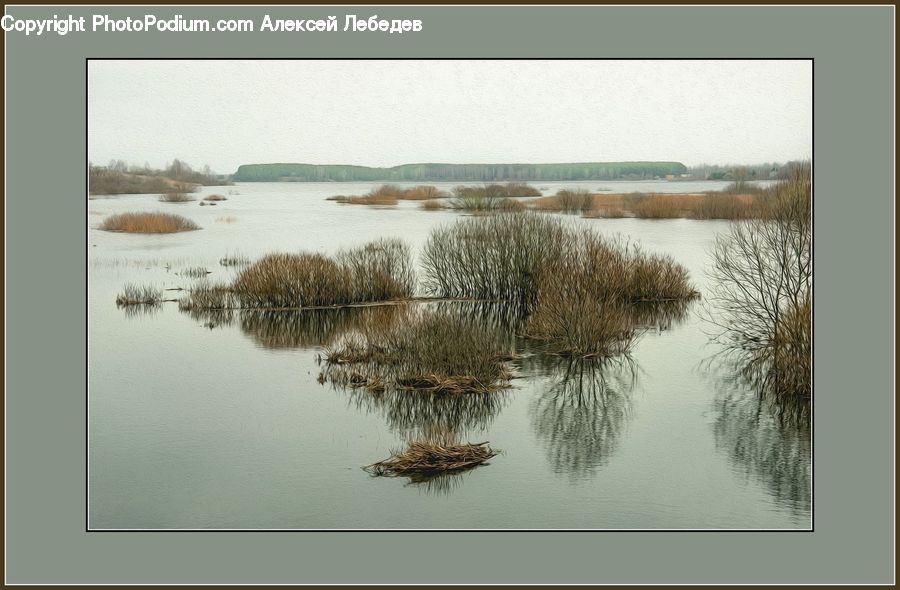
[232,161,689,183]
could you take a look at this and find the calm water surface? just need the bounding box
[88,180,809,529]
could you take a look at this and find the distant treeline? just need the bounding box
[89,159,230,195]
[232,162,689,182]
[686,162,805,181]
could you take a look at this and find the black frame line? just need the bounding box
[85,56,814,533]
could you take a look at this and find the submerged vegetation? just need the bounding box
[707,163,811,403]
[99,212,200,233]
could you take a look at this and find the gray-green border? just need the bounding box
[5,4,894,584]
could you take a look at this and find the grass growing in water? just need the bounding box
[99,212,200,233]
[181,238,415,310]
[203,194,227,201]
[116,284,162,306]
[323,308,516,394]
[422,213,697,357]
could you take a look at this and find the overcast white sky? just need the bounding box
[88,60,811,175]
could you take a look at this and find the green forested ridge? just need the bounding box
[232,162,688,182]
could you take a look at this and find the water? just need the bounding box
[88,180,809,530]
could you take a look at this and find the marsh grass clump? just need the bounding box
[327,185,451,205]
[554,189,595,213]
[116,284,162,306]
[524,232,695,357]
[203,194,227,201]
[158,192,195,203]
[323,308,516,394]
[219,252,250,267]
[364,430,498,478]
[419,199,446,211]
[179,266,211,278]
[99,212,200,233]
[336,238,417,302]
[502,182,542,197]
[400,185,450,200]
[201,239,415,309]
[232,253,354,308]
[178,282,238,312]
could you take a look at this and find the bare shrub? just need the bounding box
[707,163,811,401]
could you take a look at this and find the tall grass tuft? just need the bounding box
[116,284,162,306]
[323,308,516,394]
[99,212,200,233]
[554,189,595,213]
[185,239,416,310]
[336,238,417,302]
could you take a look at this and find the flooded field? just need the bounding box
[88,180,808,530]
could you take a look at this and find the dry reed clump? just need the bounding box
[323,309,516,394]
[554,189,595,213]
[158,192,195,203]
[215,216,238,223]
[447,183,540,211]
[419,199,446,211]
[188,238,415,309]
[116,284,162,306]
[203,194,227,201]
[99,212,200,233]
[400,185,450,200]
[327,184,450,205]
[336,238,417,302]
[364,437,497,478]
[178,282,239,312]
[533,192,761,220]
[524,232,696,356]
[232,253,354,308]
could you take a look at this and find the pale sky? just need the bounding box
[88,60,811,175]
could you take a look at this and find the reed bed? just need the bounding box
[99,212,200,233]
[533,192,762,220]
[203,194,228,201]
[115,284,162,306]
[327,184,450,206]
